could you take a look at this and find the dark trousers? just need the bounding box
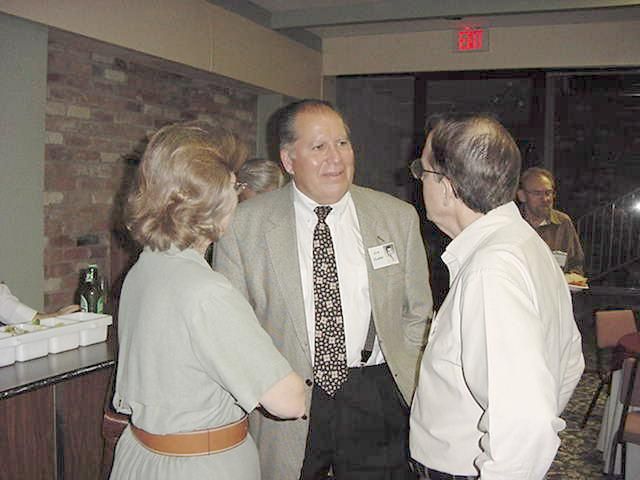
[425,470,478,480]
[410,459,478,480]
[300,363,417,480]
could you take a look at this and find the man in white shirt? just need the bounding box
[409,114,585,480]
[215,99,432,479]
[0,282,79,324]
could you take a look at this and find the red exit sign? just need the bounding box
[456,27,489,52]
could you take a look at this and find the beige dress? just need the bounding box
[110,246,292,480]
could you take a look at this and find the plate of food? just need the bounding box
[565,272,588,292]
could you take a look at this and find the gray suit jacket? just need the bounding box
[214,183,432,480]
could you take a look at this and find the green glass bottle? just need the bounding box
[80,264,103,313]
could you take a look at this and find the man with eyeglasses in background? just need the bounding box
[517,167,585,275]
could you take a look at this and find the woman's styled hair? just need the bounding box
[237,157,288,194]
[126,122,247,250]
[427,113,521,214]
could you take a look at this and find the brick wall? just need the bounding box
[44,29,258,310]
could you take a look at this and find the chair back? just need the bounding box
[595,309,637,349]
[621,357,640,408]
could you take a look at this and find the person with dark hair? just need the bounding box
[236,157,288,202]
[409,114,584,480]
[215,99,432,480]
[110,121,305,480]
[517,166,585,275]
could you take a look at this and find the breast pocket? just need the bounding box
[425,302,461,366]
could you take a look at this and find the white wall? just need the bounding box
[0,0,322,99]
[0,13,47,309]
[324,20,640,75]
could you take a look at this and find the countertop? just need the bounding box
[0,341,115,400]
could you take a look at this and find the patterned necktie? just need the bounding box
[312,206,348,396]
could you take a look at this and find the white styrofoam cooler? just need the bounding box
[0,313,112,366]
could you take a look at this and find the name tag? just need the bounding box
[368,242,399,270]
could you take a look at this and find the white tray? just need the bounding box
[58,312,112,346]
[0,331,17,367]
[13,324,51,361]
[0,313,112,366]
[568,284,589,292]
[40,318,80,353]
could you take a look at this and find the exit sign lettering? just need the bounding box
[456,28,489,52]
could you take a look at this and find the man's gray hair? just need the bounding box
[427,113,522,214]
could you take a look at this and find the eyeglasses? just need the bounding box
[409,158,446,182]
[234,181,248,193]
[524,189,555,199]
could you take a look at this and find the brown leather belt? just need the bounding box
[130,415,248,456]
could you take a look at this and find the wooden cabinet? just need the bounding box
[0,387,55,479]
[56,368,112,479]
[0,343,115,480]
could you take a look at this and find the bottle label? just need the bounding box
[80,290,99,313]
[97,296,104,314]
[80,295,88,312]
[85,269,95,283]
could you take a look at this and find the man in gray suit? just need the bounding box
[215,99,432,480]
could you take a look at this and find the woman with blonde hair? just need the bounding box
[110,122,304,480]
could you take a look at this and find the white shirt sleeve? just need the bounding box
[558,327,585,413]
[460,269,563,479]
[0,283,37,325]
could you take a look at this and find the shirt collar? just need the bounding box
[519,204,561,227]
[442,202,521,279]
[531,209,561,227]
[147,244,209,267]
[291,181,351,222]
[547,208,562,225]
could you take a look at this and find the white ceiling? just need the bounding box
[209,1,640,48]
[307,7,640,37]
[252,0,372,11]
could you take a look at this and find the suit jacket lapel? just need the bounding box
[264,185,311,364]
[351,186,387,326]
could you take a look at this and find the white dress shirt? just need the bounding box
[410,202,585,478]
[292,184,384,367]
[0,282,37,325]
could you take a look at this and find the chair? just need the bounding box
[609,356,640,479]
[581,309,637,429]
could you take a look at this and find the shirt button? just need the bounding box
[305,378,313,386]
[301,414,308,420]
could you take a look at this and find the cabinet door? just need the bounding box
[55,367,112,480]
[0,387,55,480]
